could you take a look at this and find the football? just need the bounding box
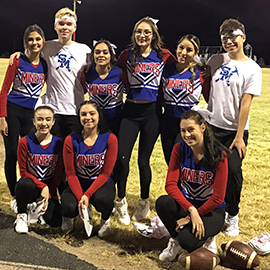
[221,240,260,269]
[178,247,220,270]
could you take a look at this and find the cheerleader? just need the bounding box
[15,106,63,233]
[61,101,117,237]
[160,34,202,165]
[0,25,47,211]
[156,110,228,261]
[81,39,124,136]
[114,16,175,225]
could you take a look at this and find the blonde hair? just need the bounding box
[55,7,77,22]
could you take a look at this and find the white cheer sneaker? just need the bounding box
[224,214,239,236]
[159,237,183,261]
[132,199,150,222]
[98,218,111,238]
[203,236,217,254]
[114,197,130,225]
[15,213,28,234]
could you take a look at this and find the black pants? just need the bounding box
[15,177,62,227]
[61,180,116,220]
[4,102,34,196]
[105,110,123,138]
[51,114,78,194]
[211,125,248,216]
[51,114,78,139]
[115,101,160,199]
[160,114,182,165]
[156,195,225,253]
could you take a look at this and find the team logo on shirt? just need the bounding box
[76,151,106,180]
[76,153,105,167]
[20,72,45,86]
[87,84,118,97]
[134,62,161,76]
[54,52,76,72]
[164,78,193,93]
[181,167,214,186]
[215,65,239,86]
[29,154,59,167]
[27,153,59,180]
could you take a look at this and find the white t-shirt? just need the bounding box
[42,40,91,115]
[206,53,262,131]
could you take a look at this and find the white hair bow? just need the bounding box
[148,17,159,28]
[93,40,117,55]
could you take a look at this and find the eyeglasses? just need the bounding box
[221,34,242,43]
[134,30,153,37]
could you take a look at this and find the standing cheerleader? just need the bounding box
[0,25,47,210]
[81,39,124,136]
[160,34,202,165]
[114,16,175,225]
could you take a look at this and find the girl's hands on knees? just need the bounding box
[78,195,89,219]
[175,216,190,232]
[188,206,205,239]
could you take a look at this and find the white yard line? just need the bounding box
[0,260,66,270]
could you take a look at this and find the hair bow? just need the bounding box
[148,17,159,28]
[93,40,117,55]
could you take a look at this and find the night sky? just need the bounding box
[1,0,270,63]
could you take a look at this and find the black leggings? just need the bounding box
[211,126,248,216]
[160,114,182,165]
[105,110,123,138]
[4,102,34,196]
[61,180,116,220]
[15,177,62,227]
[115,101,160,199]
[156,195,225,253]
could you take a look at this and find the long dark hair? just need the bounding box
[180,110,229,166]
[84,39,117,71]
[77,101,110,134]
[128,16,164,70]
[23,24,45,50]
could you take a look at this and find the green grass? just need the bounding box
[0,58,270,269]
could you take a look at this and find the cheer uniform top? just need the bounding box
[118,49,175,101]
[0,55,47,117]
[17,133,63,196]
[63,132,118,201]
[206,53,262,131]
[161,64,202,118]
[82,66,124,120]
[165,142,228,217]
[41,40,91,115]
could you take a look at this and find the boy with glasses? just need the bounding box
[203,18,262,236]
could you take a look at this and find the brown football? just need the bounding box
[178,247,220,270]
[221,240,260,269]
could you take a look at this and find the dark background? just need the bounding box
[1,0,269,63]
